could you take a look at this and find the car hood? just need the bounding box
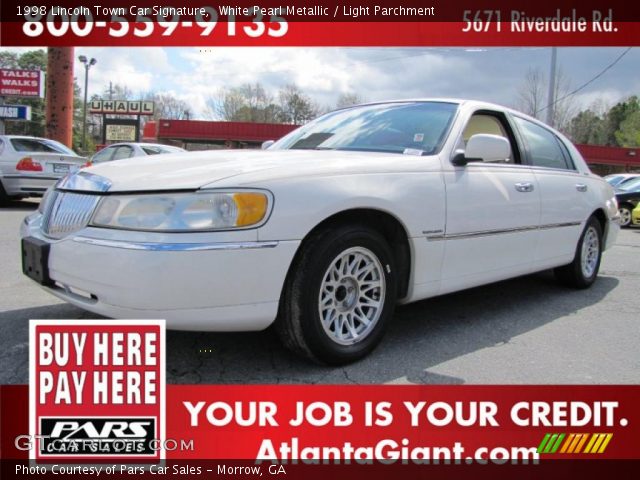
[79,149,438,192]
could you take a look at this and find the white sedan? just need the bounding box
[87,142,186,165]
[21,100,620,364]
[0,135,86,203]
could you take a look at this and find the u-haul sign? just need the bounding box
[29,320,165,461]
[89,100,155,115]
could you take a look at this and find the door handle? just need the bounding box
[514,182,534,193]
[576,184,588,192]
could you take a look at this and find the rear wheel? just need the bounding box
[554,216,603,289]
[276,224,397,365]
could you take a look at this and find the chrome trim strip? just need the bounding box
[538,221,582,231]
[3,174,59,180]
[427,221,581,241]
[72,236,279,251]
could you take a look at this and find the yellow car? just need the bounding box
[632,203,640,226]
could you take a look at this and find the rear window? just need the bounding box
[11,138,77,156]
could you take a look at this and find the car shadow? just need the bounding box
[0,271,619,385]
[1,199,39,211]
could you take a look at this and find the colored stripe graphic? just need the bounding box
[539,433,613,454]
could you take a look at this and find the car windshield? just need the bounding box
[11,137,78,156]
[618,177,640,192]
[272,102,458,155]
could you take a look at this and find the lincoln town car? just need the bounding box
[21,100,620,364]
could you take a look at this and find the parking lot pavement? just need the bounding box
[1,199,639,385]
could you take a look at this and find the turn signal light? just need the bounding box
[16,157,43,172]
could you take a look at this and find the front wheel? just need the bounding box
[276,224,397,365]
[554,216,603,289]
[618,205,632,228]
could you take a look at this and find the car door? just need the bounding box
[440,110,541,294]
[511,116,590,268]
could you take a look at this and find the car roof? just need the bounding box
[0,135,57,141]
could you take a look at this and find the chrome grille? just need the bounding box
[42,190,101,239]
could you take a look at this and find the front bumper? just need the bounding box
[21,215,300,331]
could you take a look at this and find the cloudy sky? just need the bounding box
[4,46,639,118]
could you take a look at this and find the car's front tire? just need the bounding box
[554,216,603,289]
[618,205,633,228]
[276,224,397,365]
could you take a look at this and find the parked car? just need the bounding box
[21,100,620,364]
[87,142,186,166]
[604,173,639,188]
[0,135,86,203]
[632,203,640,226]
[615,180,640,227]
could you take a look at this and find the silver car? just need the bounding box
[88,142,186,165]
[0,135,86,203]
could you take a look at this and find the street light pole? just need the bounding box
[78,55,97,154]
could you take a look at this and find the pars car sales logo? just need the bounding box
[29,320,165,461]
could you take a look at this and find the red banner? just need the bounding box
[1,1,639,46]
[3,385,640,462]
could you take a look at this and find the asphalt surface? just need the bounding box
[1,199,639,385]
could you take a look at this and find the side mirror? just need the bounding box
[262,140,275,150]
[452,134,511,166]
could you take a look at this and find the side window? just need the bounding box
[461,112,516,163]
[514,117,573,170]
[91,147,115,164]
[111,146,134,160]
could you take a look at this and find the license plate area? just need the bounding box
[52,163,70,174]
[21,237,53,286]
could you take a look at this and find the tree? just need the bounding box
[336,92,366,109]
[206,82,281,123]
[144,92,192,120]
[104,83,134,101]
[278,84,319,124]
[516,67,576,132]
[604,96,639,146]
[568,110,605,145]
[516,68,546,119]
[615,110,640,147]
[0,49,48,138]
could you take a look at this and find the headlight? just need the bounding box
[90,191,271,231]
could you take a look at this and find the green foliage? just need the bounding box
[568,110,605,145]
[1,49,84,148]
[615,110,640,147]
[206,82,319,124]
[567,96,640,147]
[0,49,47,137]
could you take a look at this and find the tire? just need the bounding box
[554,216,603,289]
[618,205,632,228]
[276,224,398,365]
